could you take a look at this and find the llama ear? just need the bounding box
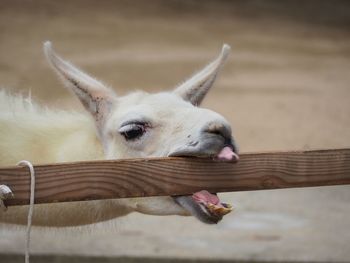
[174,44,230,106]
[43,41,116,121]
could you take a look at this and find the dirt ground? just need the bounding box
[0,0,350,262]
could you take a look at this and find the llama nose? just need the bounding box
[203,121,232,142]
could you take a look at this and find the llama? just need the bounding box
[0,42,239,226]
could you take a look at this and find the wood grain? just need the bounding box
[0,149,349,206]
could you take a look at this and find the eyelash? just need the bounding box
[118,123,148,141]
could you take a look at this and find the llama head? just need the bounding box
[44,42,239,224]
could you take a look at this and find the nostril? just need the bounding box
[208,129,224,136]
[205,128,224,139]
[204,122,231,140]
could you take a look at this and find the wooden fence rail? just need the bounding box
[0,148,349,206]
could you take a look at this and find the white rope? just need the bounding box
[17,160,35,263]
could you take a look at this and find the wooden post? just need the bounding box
[0,149,349,206]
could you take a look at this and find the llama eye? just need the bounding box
[119,123,146,141]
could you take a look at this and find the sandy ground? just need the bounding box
[0,0,350,262]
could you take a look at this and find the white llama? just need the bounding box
[0,42,239,226]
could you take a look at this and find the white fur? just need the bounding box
[0,90,103,165]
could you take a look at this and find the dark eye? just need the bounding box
[119,123,146,141]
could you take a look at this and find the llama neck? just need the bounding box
[0,110,104,166]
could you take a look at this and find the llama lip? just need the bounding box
[215,146,239,162]
[168,145,239,163]
[173,190,233,224]
[192,190,233,217]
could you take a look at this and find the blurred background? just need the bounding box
[0,0,350,262]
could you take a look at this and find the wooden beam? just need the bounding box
[0,149,349,206]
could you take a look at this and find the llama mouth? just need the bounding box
[169,144,239,163]
[170,145,237,223]
[192,190,233,222]
[173,191,233,224]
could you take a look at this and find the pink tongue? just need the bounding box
[192,190,220,205]
[217,146,239,162]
